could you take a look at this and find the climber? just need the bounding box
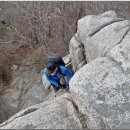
[44,56,73,92]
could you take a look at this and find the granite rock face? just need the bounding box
[0,94,82,129]
[69,11,130,71]
[69,34,86,72]
[69,11,130,129]
[70,57,130,129]
[107,30,130,73]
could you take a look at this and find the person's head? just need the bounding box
[47,62,57,76]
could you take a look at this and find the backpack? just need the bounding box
[47,53,65,67]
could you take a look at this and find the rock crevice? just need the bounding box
[89,19,124,37]
[64,95,88,128]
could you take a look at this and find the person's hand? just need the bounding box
[60,77,66,86]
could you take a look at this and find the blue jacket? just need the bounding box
[44,65,73,87]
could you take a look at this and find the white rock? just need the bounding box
[69,11,130,70]
[70,57,130,129]
[42,72,51,90]
[62,54,71,64]
[107,30,130,73]
[0,94,82,129]
[69,35,86,71]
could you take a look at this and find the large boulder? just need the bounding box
[70,57,130,129]
[69,11,130,129]
[0,94,82,129]
[69,11,130,71]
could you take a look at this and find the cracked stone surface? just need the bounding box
[69,11,130,129]
[70,57,130,129]
[86,20,130,61]
[0,94,82,129]
[69,34,86,72]
[107,30,130,74]
[69,11,130,70]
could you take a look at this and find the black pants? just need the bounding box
[51,83,66,92]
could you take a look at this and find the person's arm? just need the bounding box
[60,66,73,85]
[44,68,59,87]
